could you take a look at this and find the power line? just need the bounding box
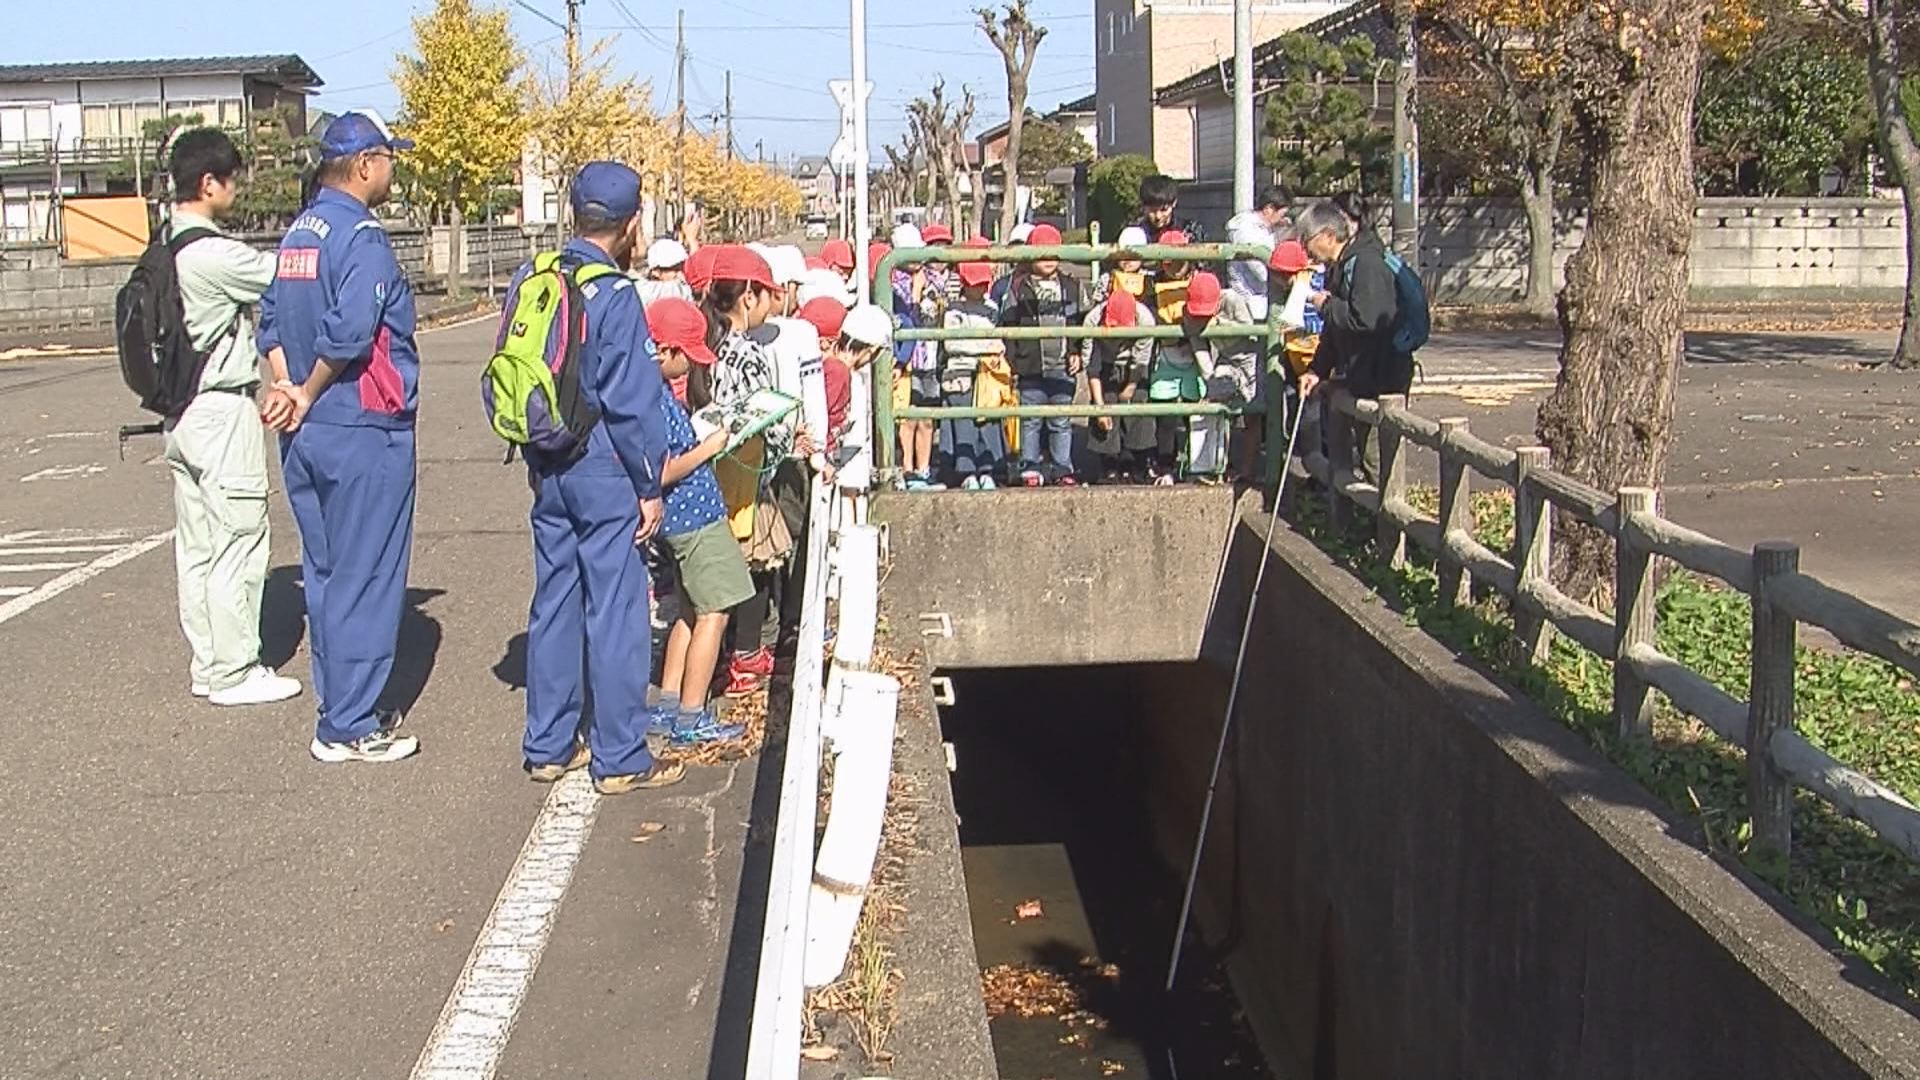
[511,0,568,32]
[586,14,1090,31]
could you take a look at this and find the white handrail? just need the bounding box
[744,478,834,1080]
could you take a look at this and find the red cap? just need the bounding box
[685,245,720,291]
[646,297,717,364]
[867,242,891,274]
[1158,229,1190,246]
[965,236,991,247]
[958,261,995,288]
[821,238,855,271]
[798,296,848,340]
[1027,223,1062,245]
[1269,239,1311,274]
[922,222,954,244]
[710,244,776,289]
[804,255,828,271]
[1185,271,1222,317]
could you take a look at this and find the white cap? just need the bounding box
[765,244,808,286]
[797,267,855,308]
[1008,222,1035,244]
[841,303,894,348]
[1116,226,1149,248]
[890,222,923,249]
[646,237,688,270]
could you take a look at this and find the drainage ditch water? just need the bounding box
[940,664,1274,1080]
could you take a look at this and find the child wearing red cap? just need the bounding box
[939,254,1010,489]
[698,244,791,698]
[1083,267,1158,481]
[997,222,1087,486]
[1148,270,1229,483]
[645,297,753,742]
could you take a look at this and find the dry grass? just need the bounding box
[802,644,925,1067]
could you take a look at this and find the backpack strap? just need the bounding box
[165,226,217,255]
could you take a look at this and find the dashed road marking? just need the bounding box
[0,586,27,598]
[408,771,601,1080]
[0,562,84,573]
[21,464,107,483]
[0,531,171,627]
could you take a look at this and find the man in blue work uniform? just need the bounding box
[515,162,683,794]
[257,110,421,764]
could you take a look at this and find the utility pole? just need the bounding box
[563,0,583,229]
[723,71,734,161]
[756,139,764,164]
[674,8,687,228]
[849,0,872,303]
[1391,0,1419,264]
[1232,0,1252,214]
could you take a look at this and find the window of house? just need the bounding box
[1105,104,1116,149]
[1105,12,1115,54]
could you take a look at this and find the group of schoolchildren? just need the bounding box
[882,176,1319,490]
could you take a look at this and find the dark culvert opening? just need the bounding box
[939,663,1274,1080]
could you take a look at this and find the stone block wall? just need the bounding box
[1175,187,1912,304]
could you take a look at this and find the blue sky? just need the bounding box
[7,0,1095,162]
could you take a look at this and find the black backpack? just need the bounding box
[116,227,222,418]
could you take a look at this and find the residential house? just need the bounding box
[791,155,837,219]
[1094,0,1344,177]
[973,101,1096,231]
[0,54,320,242]
[1153,0,1396,185]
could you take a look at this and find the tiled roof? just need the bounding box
[1154,0,1396,105]
[1051,92,1095,116]
[0,54,322,88]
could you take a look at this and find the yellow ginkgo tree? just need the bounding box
[525,35,662,225]
[393,0,526,291]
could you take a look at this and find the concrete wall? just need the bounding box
[1133,501,1920,1078]
[872,485,1239,669]
[0,224,542,335]
[1179,189,1912,303]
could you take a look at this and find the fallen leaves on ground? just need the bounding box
[1101,1060,1127,1076]
[798,1045,839,1061]
[434,918,455,933]
[980,959,1122,1025]
[630,822,666,843]
[1014,899,1045,920]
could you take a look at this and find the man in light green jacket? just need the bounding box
[163,128,301,707]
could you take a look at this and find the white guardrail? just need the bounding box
[744,478,900,1079]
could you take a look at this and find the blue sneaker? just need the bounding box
[670,708,746,745]
[645,697,682,737]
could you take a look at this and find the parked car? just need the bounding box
[805,216,830,240]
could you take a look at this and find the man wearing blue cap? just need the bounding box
[510,161,682,793]
[257,110,422,764]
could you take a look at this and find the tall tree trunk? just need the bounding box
[1863,0,1920,368]
[1536,0,1710,600]
[449,184,467,298]
[999,88,1027,238]
[971,163,989,238]
[1520,106,1567,319]
[1519,172,1556,318]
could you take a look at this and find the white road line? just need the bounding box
[0,586,27,598]
[0,562,84,573]
[0,529,134,546]
[0,544,123,555]
[0,531,171,627]
[409,771,601,1080]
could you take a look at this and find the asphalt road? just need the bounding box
[1409,328,1920,617]
[0,319,764,1080]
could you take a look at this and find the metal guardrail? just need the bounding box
[870,243,1294,487]
[1307,389,1920,863]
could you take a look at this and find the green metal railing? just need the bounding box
[870,243,1294,488]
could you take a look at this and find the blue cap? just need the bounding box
[571,162,642,219]
[318,110,414,161]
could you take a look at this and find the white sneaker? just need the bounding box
[191,682,211,698]
[207,666,303,707]
[310,727,420,764]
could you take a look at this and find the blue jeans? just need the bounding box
[1019,373,1075,474]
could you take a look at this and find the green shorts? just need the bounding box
[665,519,754,615]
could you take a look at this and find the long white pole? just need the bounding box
[1232,0,1253,214]
[851,0,872,304]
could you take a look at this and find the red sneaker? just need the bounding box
[724,647,773,697]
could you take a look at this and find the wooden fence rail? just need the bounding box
[1303,389,1920,865]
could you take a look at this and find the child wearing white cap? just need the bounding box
[638,237,693,305]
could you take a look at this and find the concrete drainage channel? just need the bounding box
[935,664,1274,1080]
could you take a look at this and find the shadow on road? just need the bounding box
[260,565,445,717]
[1686,332,1890,366]
[493,631,528,690]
